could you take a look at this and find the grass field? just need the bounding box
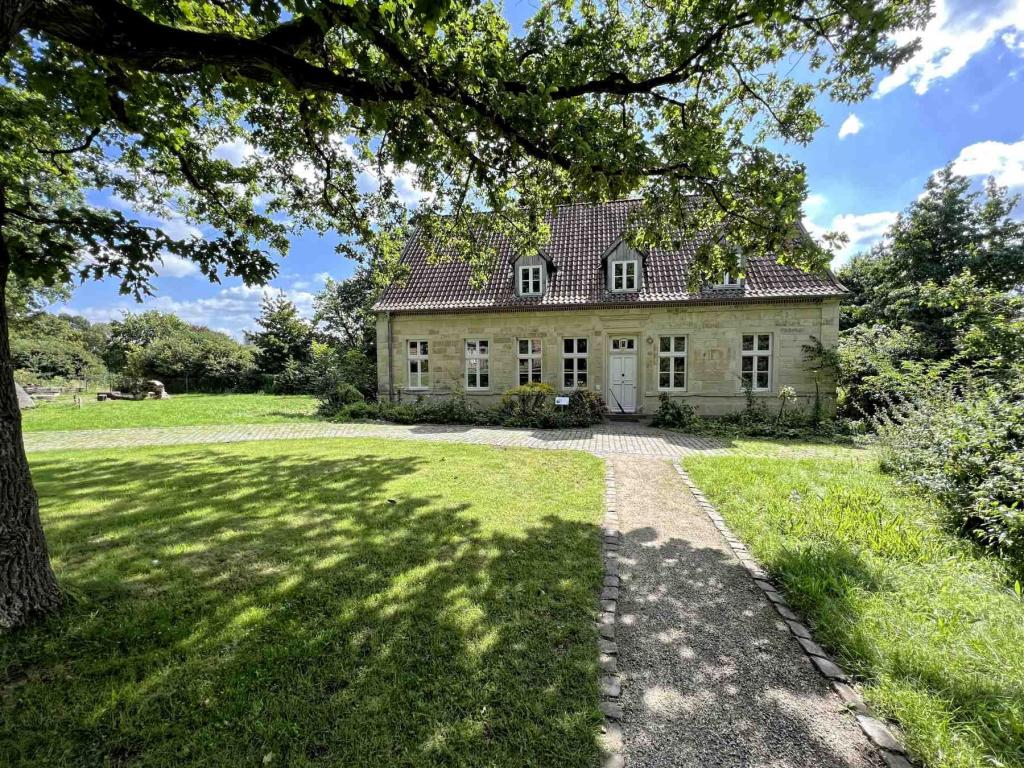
[20,393,319,432]
[2,439,604,767]
[684,451,1024,768]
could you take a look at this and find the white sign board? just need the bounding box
[554,396,570,406]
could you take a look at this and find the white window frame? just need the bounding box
[519,264,543,296]
[740,333,772,392]
[407,340,429,390]
[562,337,589,390]
[517,338,542,385]
[716,272,742,288]
[611,260,638,292]
[465,339,490,390]
[657,335,688,391]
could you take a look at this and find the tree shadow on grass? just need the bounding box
[3,446,603,767]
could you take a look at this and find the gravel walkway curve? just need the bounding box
[611,454,881,768]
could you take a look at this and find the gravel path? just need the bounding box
[611,454,881,768]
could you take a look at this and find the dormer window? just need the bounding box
[612,260,638,292]
[519,264,542,296]
[717,272,743,288]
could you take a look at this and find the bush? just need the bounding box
[876,375,1024,568]
[650,394,696,429]
[837,325,940,419]
[327,388,605,429]
[565,390,606,427]
[336,401,380,420]
[501,383,555,425]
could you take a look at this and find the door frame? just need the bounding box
[607,335,639,413]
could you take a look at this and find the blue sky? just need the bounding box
[57,0,1024,338]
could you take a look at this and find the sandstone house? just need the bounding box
[374,199,845,416]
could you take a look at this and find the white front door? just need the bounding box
[608,337,638,413]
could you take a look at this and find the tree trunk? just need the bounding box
[0,236,62,630]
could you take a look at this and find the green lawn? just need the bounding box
[684,447,1024,768]
[2,439,605,767]
[20,393,319,431]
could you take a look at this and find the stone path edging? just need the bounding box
[598,462,625,768]
[671,460,916,768]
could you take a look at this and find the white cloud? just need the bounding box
[62,284,316,339]
[212,138,258,165]
[292,136,433,206]
[838,114,864,139]
[156,253,200,279]
[950,139,1024,187]
[804,193,827,215]
[804,210,900,265]
[877,0,1024,97]
[1003,29,1024,51]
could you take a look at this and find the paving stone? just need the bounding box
[775,604,799,622]
[600,701,623,721]
[881,752,914,768]
[765,590,788,607]
[786,620,813,639]
[796,635,828,658]
[598,640,618,655]
[603,575,619,588]
[856,716,903,752]
[601,587,619,601]
[811,655,849,681]
[832,682,870,715]
[599,654,617,673]
[601,599,617,612]
[600,675,621,698]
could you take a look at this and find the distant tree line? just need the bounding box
[9,269,378,398]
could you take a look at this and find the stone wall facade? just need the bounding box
[375,299,840,417]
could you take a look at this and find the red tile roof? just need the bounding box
[374,199,846,313]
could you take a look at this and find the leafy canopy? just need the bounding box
[1,0,929,298]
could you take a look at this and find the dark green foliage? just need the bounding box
[247,294,313,377]
[314,271,378,361]
[565,390,606,427]
[11,312,105,383]
[838,168,1024,338]
[836,325,937,418]
[876,375,1024,571]
[317,381,365,415]
[330,388,605,429]
[834,169,1024,575]
[650,394,696,429]
[105,310,254,392]
[501,383,555,425]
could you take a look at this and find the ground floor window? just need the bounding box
[658,335,687,390]
[563,337,588,389]
[407,340,429,389]
[741,333,771,391]
[465,339,490,389]
[518,339,542,384]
